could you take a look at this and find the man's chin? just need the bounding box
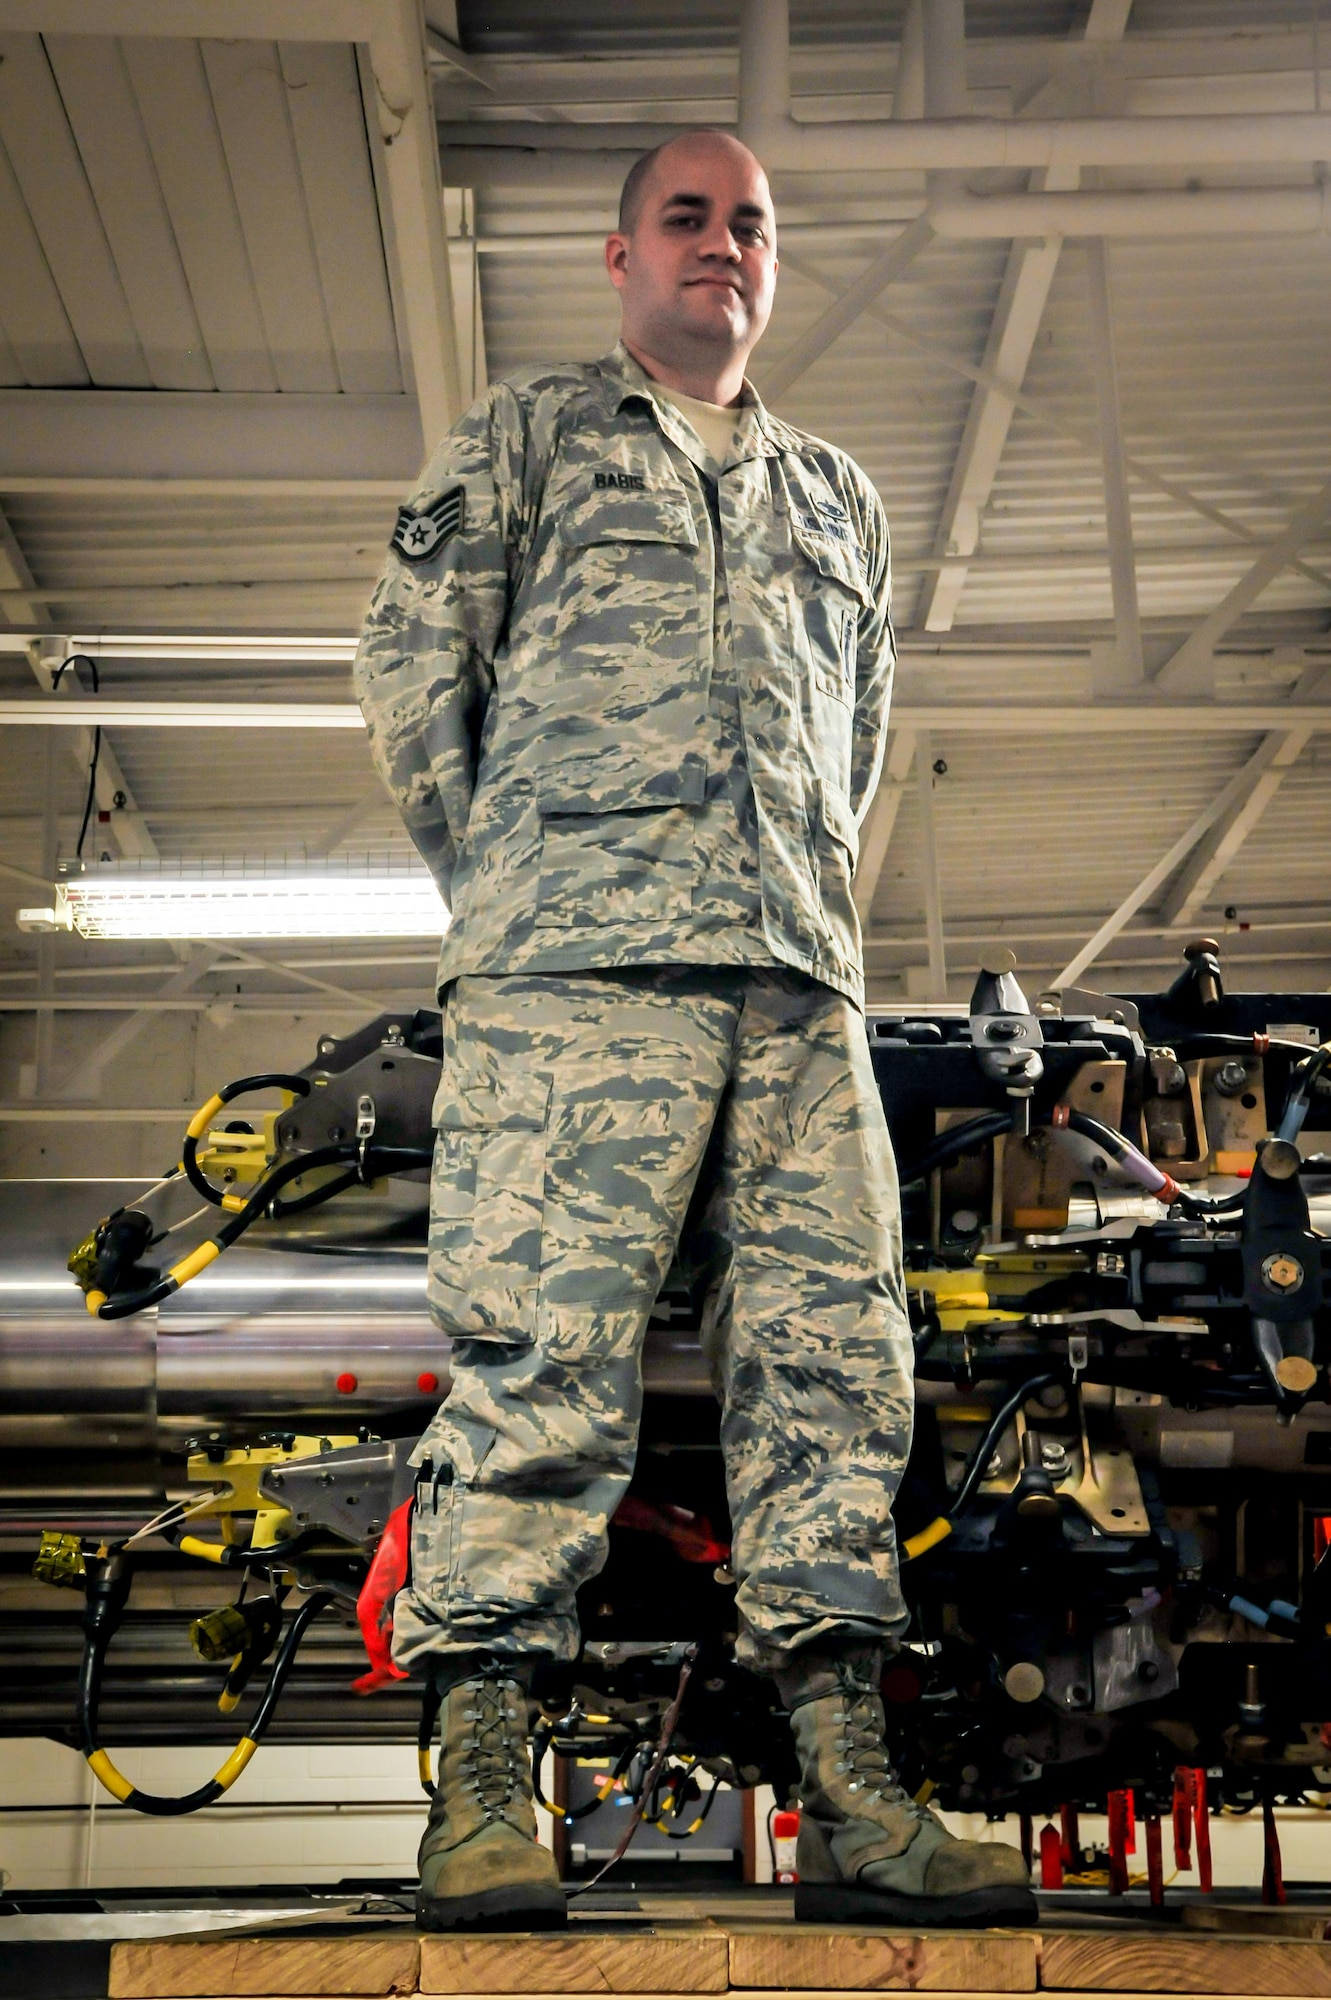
[677,294,750,344]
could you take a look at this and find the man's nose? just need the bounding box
[696,225,743,262]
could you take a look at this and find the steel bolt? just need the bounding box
[1261,1252,1304,1295]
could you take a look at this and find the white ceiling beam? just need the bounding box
[0,390,422,483]
[759,216,935,402]
[918,230,1064,631]
[892,0,924,121]
[0,2,376,32]
[3,542,1330,613]
[853,727,917,926]
[1156,666,1331,927]
[1084,239,1144,682]
[1155,475,1331,694]
[919,0,1129,634]
[0,995,433,1014]
[309,782,392,857]
[5,698,1331,733]
[436,112,1331,173]
[53,943,221,1099]
[0,500,44,628]
[780,257,1331,595]
[1049,744,1329,990]
[424,24,493,90]
[365,0,463,447]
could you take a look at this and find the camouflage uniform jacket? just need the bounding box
[354,341,896,1009]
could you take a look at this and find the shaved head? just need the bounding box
[618,130,770,237]
[606,130,778,405]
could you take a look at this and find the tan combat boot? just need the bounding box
[417,1663,566,1931]
[775,1648,1037,1927]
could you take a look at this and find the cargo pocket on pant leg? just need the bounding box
[428,1069,551,1348]
[408,1415,498,1627]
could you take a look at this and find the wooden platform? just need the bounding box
[103,1908,1331,2000]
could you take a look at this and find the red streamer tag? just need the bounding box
[1040,1823,1064,1890]
[1192,1768,1213,1893]
[351,1497,412,1694]
[1172,1767,1193,1871]
[1106,1789,1132,1895]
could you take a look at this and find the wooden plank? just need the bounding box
[419,1928,729,1995]
[0,31,145,385]
[727,1926,1038,1992]
[1039,1930,1331,1995]
[43,35,213,391]
[1181,1906,1331,1940]
[200,37,339,394]
[120,37,276,393]
[108,1933,419,1999]
[278,41,402,396]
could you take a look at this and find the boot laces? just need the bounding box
[833,1683,927,1818]
[457,1675,526,1822]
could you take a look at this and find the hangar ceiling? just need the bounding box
[0,0,1329,1135]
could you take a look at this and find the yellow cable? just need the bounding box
[86,1749,134,1803]
[418,1747,435,1789]
[186,1093,226,1141]
[170,1240,221,1287]
[218,1658,242,1716]
[903,1516,952,1561]
[179,1534,228,1564]
[213,1737,259,1791]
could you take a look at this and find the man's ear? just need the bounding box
[605,232,630,292]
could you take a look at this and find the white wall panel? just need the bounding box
[120,38,277,393]
[279,41,403,397]
[199,38,339,395]
[43,35,214,392]
[0,33,148,386]
[0,131,86,384]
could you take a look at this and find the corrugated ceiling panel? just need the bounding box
[0,32,148,387]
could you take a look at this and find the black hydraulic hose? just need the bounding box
[93,1143,359,1318]
[531,1728,637,1821]
[662,1774,720,1840]
[92,1141,435,1318]
[181,1073,313,1207]
[947,1371,1065,1520]
[79,1571,334,1816]
[162,1523,325,1571]
[899,1111,1014,1188]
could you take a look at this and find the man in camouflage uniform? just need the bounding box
[355,130,1032,1932]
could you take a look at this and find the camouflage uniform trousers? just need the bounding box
[393,965,913,1679]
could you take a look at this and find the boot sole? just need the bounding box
[795,1880,1039,1928]
[416,1883,568,1932]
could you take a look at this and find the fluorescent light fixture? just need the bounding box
[62,634,359,664]
[55,861,449,941]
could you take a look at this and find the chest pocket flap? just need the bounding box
[790,512,872,609]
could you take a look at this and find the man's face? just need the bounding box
[606,138,778,372]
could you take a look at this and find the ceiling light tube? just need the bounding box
[53,864,449,942]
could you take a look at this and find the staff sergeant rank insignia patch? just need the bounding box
[390,485,465,564]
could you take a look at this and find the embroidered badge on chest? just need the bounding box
[391,485,466,564]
